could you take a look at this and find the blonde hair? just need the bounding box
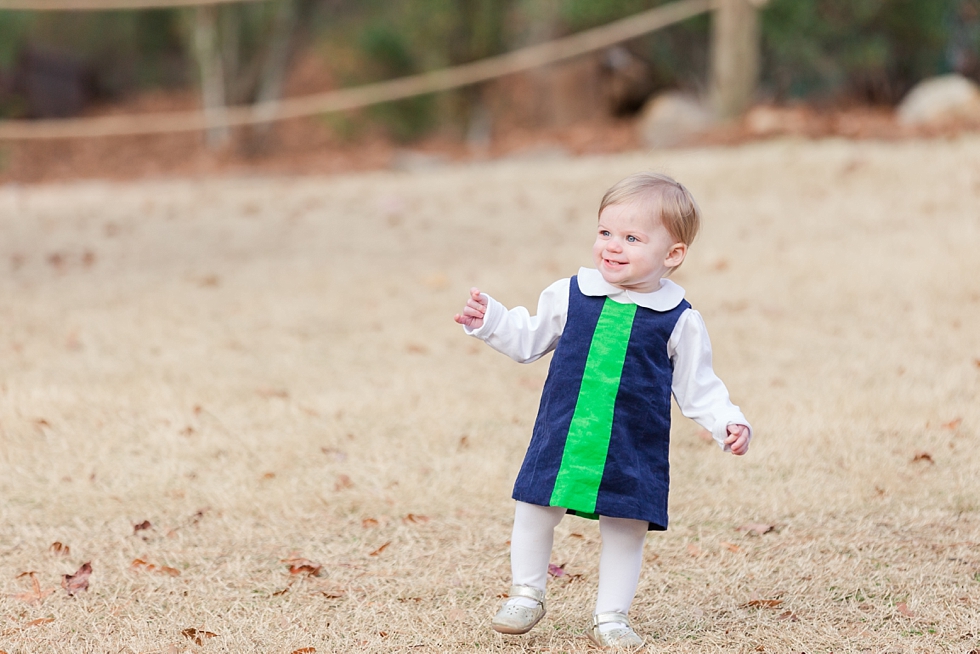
[598,172,702,246]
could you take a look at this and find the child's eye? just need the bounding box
[599,230,610,237]
[626,235,637,242]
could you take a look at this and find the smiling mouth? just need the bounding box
[603,258,626,267]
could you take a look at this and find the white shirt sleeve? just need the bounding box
[463,278,569,363]
[668,308,752,450]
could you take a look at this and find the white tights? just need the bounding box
[507,501,648,631]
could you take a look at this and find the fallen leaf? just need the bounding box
[737,523,775,536]
[896,602,915,617]
[290,649,316,654]
[317,590,345,599]
[569,533,584,539]
[131,559,181,576]
[181,627,218,645]
[720,542,741,553]
[776,610,799,622]
[335,474,354,491]
[133,520,153,534]
[272,587,289,596]
[24,618,54,627]
[402,514,430,524]
[362,518,380,528]
[261,472,276,480]
[11,572,54,605]
[34,418,51,428]
[548,563,566,577]
[369,541,391,557]
[282,557,322,577]
[941,418,962,430]
[911,451,934,464]
[744,599,783,608]
[49,541,70,556]
[458,435,470,449]
[687,543,703,557]
[62,562,92,596]
[755,646,765,652]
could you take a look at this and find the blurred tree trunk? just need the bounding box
[710,0,764,119]
[193,5,229,149]
[524,0,561,127]
[448,0,514,150]
[248,0,298,149]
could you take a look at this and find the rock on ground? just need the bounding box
[637,92,715,148]
[897,74,980,126]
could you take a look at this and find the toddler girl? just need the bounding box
[454,172,751,649]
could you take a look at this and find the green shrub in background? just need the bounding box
[762,0,962,103]
[358,23,437,142]
[562,0,969,104]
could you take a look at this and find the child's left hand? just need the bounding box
[725,424,750,455]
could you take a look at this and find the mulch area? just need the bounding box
[1,91,977,185]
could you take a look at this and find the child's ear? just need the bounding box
[665,242,687,269]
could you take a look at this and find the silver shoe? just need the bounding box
[586,611,644,649]
[491,585,546,635]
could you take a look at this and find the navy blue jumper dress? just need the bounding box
[512,275,691,531]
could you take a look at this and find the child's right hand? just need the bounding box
[454,287,488,329]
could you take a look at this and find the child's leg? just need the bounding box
[595,516,648,631]
[507,501,565,607]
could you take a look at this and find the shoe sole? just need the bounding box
[491,610,545,635]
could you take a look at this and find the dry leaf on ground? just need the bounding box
[720,542,741,552]
[48,541,70,556]
[181,628,218,645]
[402,514,429,524]
[11,572,54,605]
[362,518,380,528]
[744,599,783,608]
[282,557,322,576]
[131,558,181,576]
[62,562,92,595]
[369,541,391,556]
[737,523,775,536]
[912,451,934,464]
[133,520,152,535]
[896,602,915,617]
[290,648,316,654]
[548,563,565,577]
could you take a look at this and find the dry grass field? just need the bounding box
[1,135,979,653]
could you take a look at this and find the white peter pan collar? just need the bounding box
[576,267,686,311]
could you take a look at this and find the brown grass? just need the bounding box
[1,135,979,653]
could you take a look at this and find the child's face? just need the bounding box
[593,200,687,293]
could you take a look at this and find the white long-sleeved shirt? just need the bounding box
[465,267,751,450]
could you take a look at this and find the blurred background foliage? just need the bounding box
[1,0,978,135]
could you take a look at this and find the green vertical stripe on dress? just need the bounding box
[549,299,636,513]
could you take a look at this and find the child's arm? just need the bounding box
[668,310,752,455]
[453,279,569,363]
